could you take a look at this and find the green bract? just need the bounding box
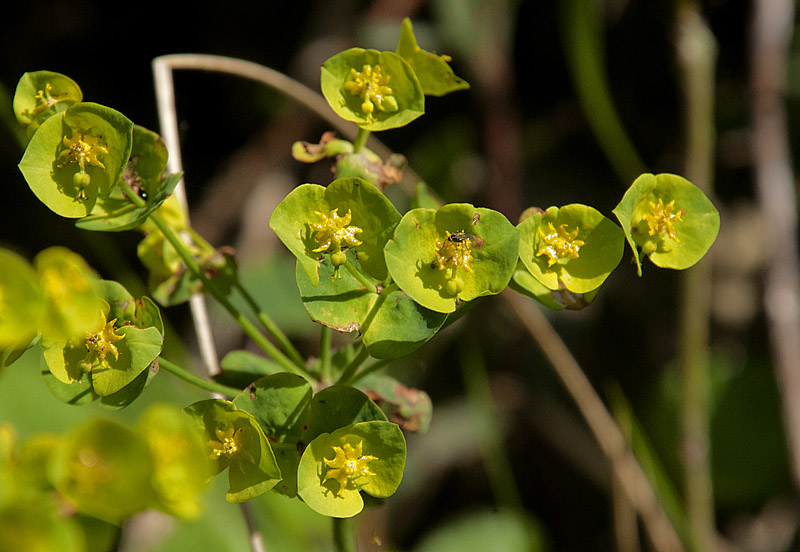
[297,421,406,518]
[0,249,45,350]
[184,399,281,503]
[18,102,133,218]
[77,125,182,232]
[613,173,720,275]
[518,204,624,294]
[321,48,424,131]
[35,247,105,343]
[396,18,470,97]
[384,204,519,313]
[13,71,82,138]
[51,418,156,524]
[269,177,401,286]
[510,262,599,311]
[41,279,163,403]
[137,404,210,520]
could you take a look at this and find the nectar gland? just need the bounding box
[309,208,363,254]
[323,440,377,492]
[536,222,585,267]
[208,425,255,467]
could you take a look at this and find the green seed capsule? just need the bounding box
[73,170,91,188]
[331,250,348,267]
[445,277,464,296]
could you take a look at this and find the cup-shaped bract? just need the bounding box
[518,204,624,294]
[19,102,133,218]
[395,18,470,97]
[384,204,519,313]
[270,177,401,286]
[13,71,82,138]
[184,399,282,503]
[0,249,46,349]
[41,279,163,400]
[34,247,105,344]
[77,125,181,232]
[613,173,720,275]
[321,48,424,131]
[137,403,211,520]
[50,418,156,524]
[297,421,406,518]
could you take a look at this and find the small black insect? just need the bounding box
[446,231,474,243]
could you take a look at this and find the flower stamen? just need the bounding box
[641,198,684,243]
[536,222,584,267]
[343,65,398,120]
[323,440,377,492]
[434,231,474,274]
[309,209,363,253]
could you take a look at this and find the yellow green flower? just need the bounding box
[343,65,398,120]
[208,425,255,468]
[309,209,363,253]
[323,440,377,492]
[434,231,475,274]
[57,129,109,172]
[536,222,585,266]
[641,198,684,243]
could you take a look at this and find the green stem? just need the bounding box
[460,339,523,510]
[352,127,370,153]
[343,260,378,295]
[158,357,241,397]
[123,185,309,379]
[345,359,391,386]
[320,325,332,384]
[337,342,370,385]
[235,281,306,368]
[332,517,356,552]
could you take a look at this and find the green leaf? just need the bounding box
[613,173,720,276]
[321,48,424,131]
[395,18,470,96]
[355,372,433,432]
[0,248,46,349]
[297,421,406,518]
[137,403,211,520]
[270,177,401,286]
[362,287,446,359]
[232,373,313,443]
[18,102,133,218]
[51,418,156,523]
[510,261,598,310]
[41,367,99,406]
[232,373,314,499]
[13,70,82,138]
[518,204,624,293]
[90,325,162,396]
[184,399,282,503]
[296,250,377,332]
[76,126,180,232]
[384,204,519,313]
[217,349,284,388]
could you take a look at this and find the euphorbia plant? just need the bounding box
[0,16,721,552]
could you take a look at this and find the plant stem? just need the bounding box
[337,342,370,385]
[235,281,306,368]
[343,260,378,295]
[121,186,308,379]
[676,5,717,552]
[345,359,391,385]
[460,339,523,510]
[352,127,370,153]
[320,324,332,384]
[332,517,355,552]
[503,290,684,552]
[158,357,241,397]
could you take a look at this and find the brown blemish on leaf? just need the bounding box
[471,212,481,226]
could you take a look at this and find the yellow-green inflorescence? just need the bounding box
[323,440,377,493]
[56,127,109,197]
[434,231,474,296]
[344,65,398,122]
[641,198,684,244]
[536,222,585,267]
[207,425,254,467]
[29,83,63,118]
[309,208,363,275]
[80,314,125,375]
